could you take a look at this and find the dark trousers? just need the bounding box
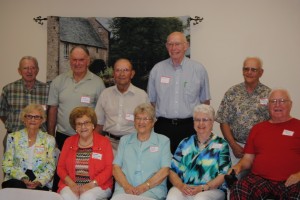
[52,132,70,192]
[2,169,49,191]
[154,117,196,154]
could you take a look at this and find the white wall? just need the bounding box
[1,0,300,184]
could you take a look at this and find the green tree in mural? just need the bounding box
[108,17,187,90]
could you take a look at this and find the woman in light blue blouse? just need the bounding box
[111,103,172,200]
[2,104,56,190]
[166,104,231,200]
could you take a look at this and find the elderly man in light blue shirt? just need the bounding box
[147,31,211,153]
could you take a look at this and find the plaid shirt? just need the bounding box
[0,79,49,132]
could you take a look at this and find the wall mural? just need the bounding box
[47,16,190,91]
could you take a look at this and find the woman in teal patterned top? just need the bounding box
[166,104,231,200]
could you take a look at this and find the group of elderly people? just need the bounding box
[2,101,230,200]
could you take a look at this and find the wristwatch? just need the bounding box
[92,180,98,186]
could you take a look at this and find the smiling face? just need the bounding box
[166,32,189,65]
[242,58,263,86]
[23,110,44,131]
[193,112,213,137]
[18,59,39,83]
[75,115,94,139]
[268,90,292,123]
[70,47,90,76]
[113,59,135,90]
[134,112,155,136]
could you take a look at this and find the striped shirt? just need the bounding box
[0,79,49,132]
[75,147,92,185]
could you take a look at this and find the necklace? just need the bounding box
[196,133,213,146]
[78,139,93,148]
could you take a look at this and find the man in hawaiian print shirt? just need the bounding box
[215,57,271,166]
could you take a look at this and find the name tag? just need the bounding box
[92,153,102,160]
[125,114,134,121]
[81,96,91,104]
[150,146,159,152]
[160,76,170,84]
[41,105,47,111]
[211,143,223,149]
[282,129,294,136]
[260,98,268,105]
[35,146,45,154]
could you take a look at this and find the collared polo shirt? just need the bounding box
[48,70,105,136]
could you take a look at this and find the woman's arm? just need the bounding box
[134,167,169,195]
[33,134,56,186]
[113,164,136,195]
[2,133,27,179]
[92,138,113,186]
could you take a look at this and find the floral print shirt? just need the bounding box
[2,129,56,186]
[215,82,271,143]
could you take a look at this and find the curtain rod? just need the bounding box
[33,16,203,26]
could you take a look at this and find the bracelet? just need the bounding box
[206,184,210,190]
[92,180,98,187]
[201,184,210,192]
[146,182,150,189]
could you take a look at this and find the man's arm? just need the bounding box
[94,124,104,135]
[231,153,255,175]
[220,123,244,158]
[0,116,7,124]
[47,106,58,136]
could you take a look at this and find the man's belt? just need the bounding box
[157,117,193,126]
[102,131,122,140]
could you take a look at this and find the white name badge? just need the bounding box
[282,129,294,136]
[211,143,223,149]
[92,153,102,160]
[35,146,45,154]
[260,98,268,105]
[81,96,91,104]
[41,105,47,111]
[150,146,159,152]
[125,114,134,121]
[160,76,170,84]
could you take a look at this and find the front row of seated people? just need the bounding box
[2,88,300,200]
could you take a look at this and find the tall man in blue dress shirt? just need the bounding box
[147,32,211,153]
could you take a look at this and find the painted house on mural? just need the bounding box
[47,16,109,82]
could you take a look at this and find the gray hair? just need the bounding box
[134,103,156,121]
[243,56,263,68]
[193,104,215,120]
[18,56,39,70]
[268,88,292,100]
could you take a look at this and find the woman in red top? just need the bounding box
[57,106,113,200]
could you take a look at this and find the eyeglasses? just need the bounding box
[193,118,212,123]
[114,68,131,73]
[166,42,185,48]
[76,121,92,127]
[21,67,37,71]
[135,117,152,122]
[25,114,43,120]
[242,67,259,73]
[269,99,290,105]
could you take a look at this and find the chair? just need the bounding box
[0,188,64,200]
